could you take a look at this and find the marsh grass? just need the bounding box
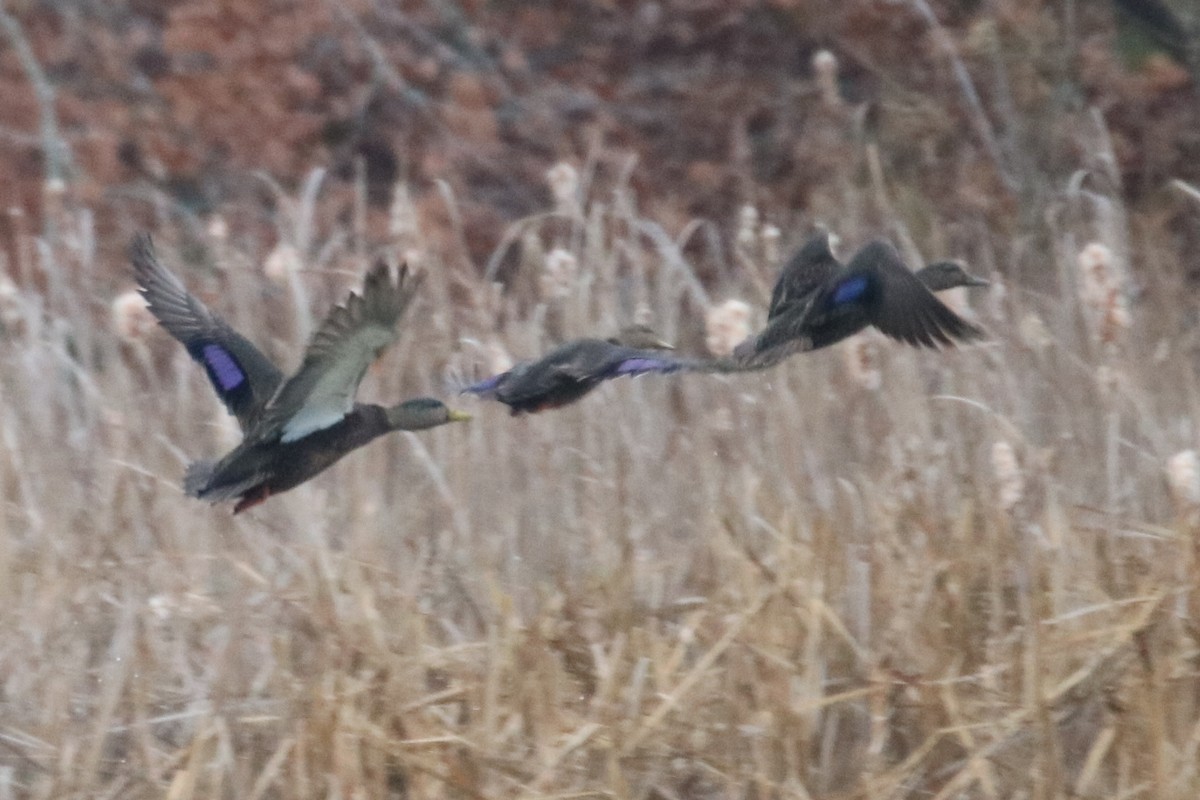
[1,161,1199,799]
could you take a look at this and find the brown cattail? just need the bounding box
[705,299,752,357]
[1102,291,1131,339]
[1077,243,1113,308]
[842,335,882,392]
[1076,242,1130,343]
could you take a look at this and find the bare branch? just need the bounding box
[0,2,74,185]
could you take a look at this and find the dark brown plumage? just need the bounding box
[462,325,681,415]
[733,235,988,367]
[131,235,283,431]
[132,234,469,513]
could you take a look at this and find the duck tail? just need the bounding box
[183,460,217,497]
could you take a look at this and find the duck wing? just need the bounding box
[252,262,423,444]
[540,340,681,380]
[767,231,842,320]
[551,340,628,380]
[478,340,605,409]
[495,340,662,408]
[841,240,985,348]
[131,234,285,431]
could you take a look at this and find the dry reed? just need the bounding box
[0,161,1197,800]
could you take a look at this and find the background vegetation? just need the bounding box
[1,1,1199,797]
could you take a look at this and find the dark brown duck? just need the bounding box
[733,233,988,367]
[132,234,469,513]
[462,324,682,415]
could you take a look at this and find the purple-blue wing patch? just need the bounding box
[613,357,681,376]
[832,275,869,305]
[461,373,506,395]
[202,344,247,391]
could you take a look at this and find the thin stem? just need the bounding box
[0,3,73,186]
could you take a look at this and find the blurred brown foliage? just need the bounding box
[0,0,1196,271]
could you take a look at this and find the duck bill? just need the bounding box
[448,409,473,422]
[965,275,990,287]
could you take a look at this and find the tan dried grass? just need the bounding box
[0,170,1197,800]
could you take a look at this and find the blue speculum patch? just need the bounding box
[832,275,869,305]
[462,373,505,395]
[202,344,246,391]
[615,357,678,375]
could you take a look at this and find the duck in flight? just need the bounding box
[733,233,988,366]
[131,234,470,513]
[461,324,682,414]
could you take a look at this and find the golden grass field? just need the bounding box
[1,146,1199,800]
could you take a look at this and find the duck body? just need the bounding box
[735,235,987,364]
[463,326,680,415]
[132,234,469,512]
[185,403,392,513]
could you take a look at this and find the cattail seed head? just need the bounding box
[402,248,424,271]
[991,441,1024,511]
[813,50,842,108]
[705,299,752,357]
[1095,364,1123,400]
[1076,242,1130,343]
[539,248,579,300]
[485,339,514,374]
[112,289,155,343]
[147,594,173,621]
[1018,312,1052,352]
[389,182,420,241]
[263,241,302,284]
[761,223,781,264]
[843,336,882,392]
[206,215,229,243]
[213,405,241,451]
[546,162,580,213]
[634,303,654,328]
[1102,290,1131,340]
[736,205,760,250]
[1167,450,1200,509]
[1077,243,1114,308]
[0,273,22,332]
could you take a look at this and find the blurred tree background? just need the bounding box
[0,0,1196,282]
